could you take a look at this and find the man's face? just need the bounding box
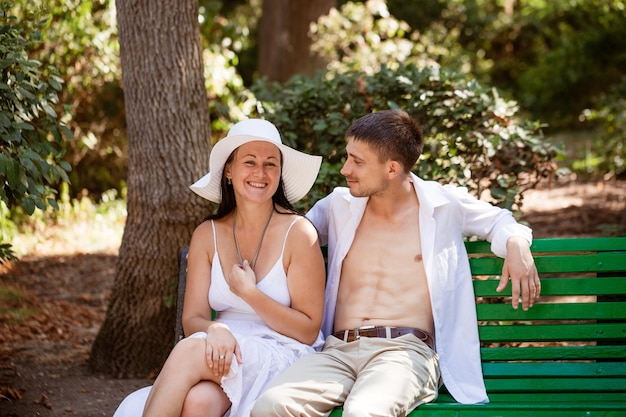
[340,138,390,198]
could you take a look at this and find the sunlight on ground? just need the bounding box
[10,212,126,258]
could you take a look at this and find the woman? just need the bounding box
[113,118,325,417]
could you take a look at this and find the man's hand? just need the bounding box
[496,236,541,310]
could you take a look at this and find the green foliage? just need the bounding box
[309,0,623,180]
[11,0,257,199]
[3,0,618,224]
[0,1,73,262]
[199,0,258,87]
[333,0,626,134]
[579,77,626,178]
[250,64,558,212]
[311,0,465,76]
[506,1,626,128]
[11,0,124,199]
[198,0,260,135]
[400,0,626,132]
[0,201,17,263]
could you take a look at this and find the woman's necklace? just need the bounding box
[232,207,274,271]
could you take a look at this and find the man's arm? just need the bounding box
[496,236,541,310]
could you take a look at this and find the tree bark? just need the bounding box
[89,0,211,377]
[260,0,335,83]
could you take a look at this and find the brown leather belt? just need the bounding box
[332,326,435,350]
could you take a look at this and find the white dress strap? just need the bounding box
[210,219,218,249]
[280,216,304,257]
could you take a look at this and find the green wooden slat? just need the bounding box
[529,237,626,253]
[474,276,626,297]
[535,253,626,273]
[470,252,626,275]
[420,402,626,411]
[484,377,626,392]
[409,410,624,417]
[409,410,625,417]
[469,256,504,274]
[464,240,492,254]
[331,402,626,416]
[480,345,626,361]
[465,237,626,254]
[478,323,626,342]
[485,392,626,403]
[411,406,626,417]
[476,301,626,321]
[481,361,626,377]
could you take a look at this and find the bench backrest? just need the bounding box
[175,237,626,402]
[458,237,626,404]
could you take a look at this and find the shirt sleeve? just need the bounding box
[305,194,331,245]
[442,184,533,258]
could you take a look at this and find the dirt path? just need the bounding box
[1,179,624,416]
[0,253,152,417]
[520,179,626,237]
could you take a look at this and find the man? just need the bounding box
[251,110,540,416]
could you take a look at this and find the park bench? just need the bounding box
[175,236,626,416]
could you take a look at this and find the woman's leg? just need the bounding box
[180,381,230,417]
[143,338,221,417]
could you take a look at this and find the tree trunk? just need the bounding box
[89,0,211,378]
[260,0,335,83]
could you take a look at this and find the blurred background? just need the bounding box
[2,0,625,259]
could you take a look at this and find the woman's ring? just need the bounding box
[219,355,225,360]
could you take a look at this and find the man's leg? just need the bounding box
[252,336,358,417]
[342,335,440,417]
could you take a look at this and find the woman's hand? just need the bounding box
[226,260,258,298]
[204,323,242,377]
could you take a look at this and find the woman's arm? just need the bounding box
[183,221,242,375]
[181,221,216,336]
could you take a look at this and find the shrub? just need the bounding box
[579,77,626,179]
[250,64,559,211]
[0,2,73,262]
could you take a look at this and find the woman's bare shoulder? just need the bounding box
[282,214,320,247]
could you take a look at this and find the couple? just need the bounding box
[114,110,540,417]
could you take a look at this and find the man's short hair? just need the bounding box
[346,110,424,172]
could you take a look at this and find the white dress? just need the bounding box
[113,217,323,417]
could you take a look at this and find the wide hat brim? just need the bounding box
[190,119,322,204]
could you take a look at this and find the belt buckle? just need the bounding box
[354,325,375,340]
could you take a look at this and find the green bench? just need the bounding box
[175,236,626,416]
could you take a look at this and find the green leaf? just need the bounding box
[41,102,57,118]
[47,198,59,210]
[34,198,47,210]
[21,197,35,215]
[5,159,21,188]
[48,75,63,91]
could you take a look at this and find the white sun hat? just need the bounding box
[190,118,322,204]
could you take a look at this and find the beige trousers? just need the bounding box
[251,333,440,417]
